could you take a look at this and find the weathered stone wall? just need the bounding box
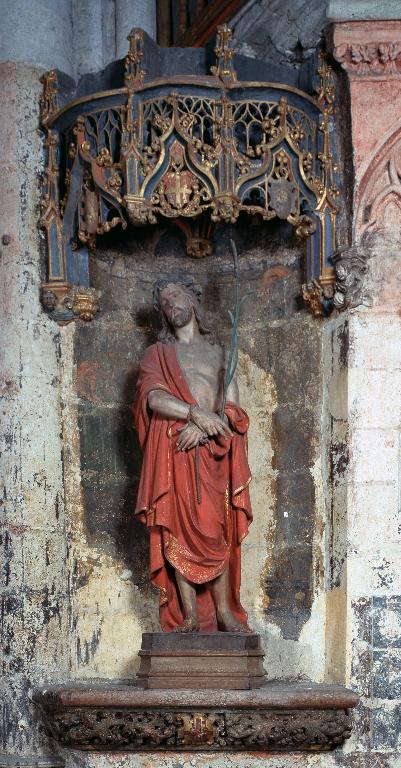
[69,220,327,682]
[232,0,328,66]
[0,62,69,756]
[321,239,401,761]
[328,12,401,760]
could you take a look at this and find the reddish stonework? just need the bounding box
[332,20,401,242]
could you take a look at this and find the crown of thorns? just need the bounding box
[152,278,202,313]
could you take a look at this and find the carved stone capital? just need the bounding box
[332,245,372,310]
[332,20,401,77]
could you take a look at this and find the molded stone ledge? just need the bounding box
[34,681,359,753]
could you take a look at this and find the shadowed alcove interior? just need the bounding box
[32,17,353,698]
[71,213,327,681]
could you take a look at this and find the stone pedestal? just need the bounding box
[137,632,266,690]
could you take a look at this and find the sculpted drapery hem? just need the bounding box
[133,341,252,632]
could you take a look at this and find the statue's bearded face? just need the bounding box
[159,284,193,329]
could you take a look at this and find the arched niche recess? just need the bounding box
[39,25,340,323]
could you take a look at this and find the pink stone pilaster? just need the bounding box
[332,20,401,244]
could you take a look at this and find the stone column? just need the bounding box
[326,10,401,757]
[115,0,157,58]
[0,61,70,762]
[0,0,74,77]
[0,2,76,760]
[72,0,109,76]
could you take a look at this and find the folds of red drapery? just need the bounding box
[133,341,252,631]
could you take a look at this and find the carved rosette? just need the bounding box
[45,707,352,751]
[186,238,213,258]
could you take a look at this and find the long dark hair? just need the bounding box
[152,279,214,344]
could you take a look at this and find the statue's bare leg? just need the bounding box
[212,568,251,633]
[174,570,200,632]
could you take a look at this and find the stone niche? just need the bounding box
[36,215,358,752]
[74,218,324,657]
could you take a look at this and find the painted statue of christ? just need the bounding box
[134,279,252,633]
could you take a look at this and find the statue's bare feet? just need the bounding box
[173,616,200,633]
[217,610,252,633]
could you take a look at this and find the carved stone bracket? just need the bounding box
[332,246,372,310]
[34,681,358,753]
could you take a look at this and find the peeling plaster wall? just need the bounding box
[320,235,401,761]
[343,238,401,757]
[61,752,385,768]
[0,63,69,754]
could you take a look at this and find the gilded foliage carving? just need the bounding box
[39,25,341,321]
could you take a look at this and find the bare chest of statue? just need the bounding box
[175,340,225,412]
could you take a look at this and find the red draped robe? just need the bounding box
[134,341,252,631]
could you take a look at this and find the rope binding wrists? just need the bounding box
[187,404,199,423]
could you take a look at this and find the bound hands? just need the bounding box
[176,423,207,451]
[176,405,233,451]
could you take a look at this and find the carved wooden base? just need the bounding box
[137,632,266,690]
[34,681,359,752]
